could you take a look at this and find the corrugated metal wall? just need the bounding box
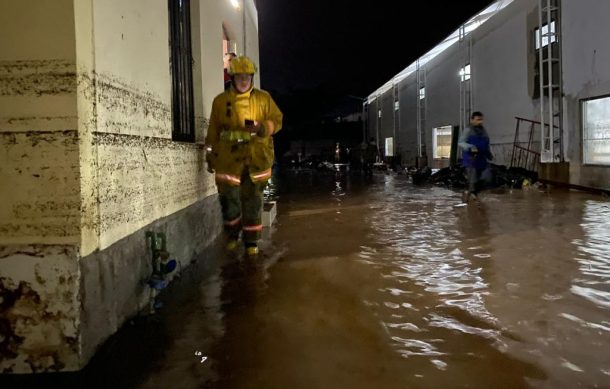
[364,0,610,189]
[397,78,418,166]
[379,90,394,155]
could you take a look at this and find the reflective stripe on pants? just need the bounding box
[217,167,266,243]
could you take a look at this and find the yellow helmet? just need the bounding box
[228,56,257,75]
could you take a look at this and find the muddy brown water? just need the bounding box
[4,170,609,388]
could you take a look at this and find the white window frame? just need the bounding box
[385,137,394,157]
[535,21,556,50]
[582,95,610,166]
[459,64,471,82]
[394,100,400,111]
[432,126,452,159]
[419,87,425,100]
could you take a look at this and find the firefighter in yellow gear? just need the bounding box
[205,56,283,256]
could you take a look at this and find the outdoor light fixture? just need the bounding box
[230,0,240,9]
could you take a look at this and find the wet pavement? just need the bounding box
[3,169,610,388]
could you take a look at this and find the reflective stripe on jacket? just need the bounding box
[205,87,283,183]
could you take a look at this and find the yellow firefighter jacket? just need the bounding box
[205,86,283,186]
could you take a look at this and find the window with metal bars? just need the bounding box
[169,0,195,142]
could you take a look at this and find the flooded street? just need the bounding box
[198,172,610,388]
[183,170,610,388]
[5,170,610,388]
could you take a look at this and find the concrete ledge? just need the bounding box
[538,179,610,196]
[262,201,277,227]
[539,162,570,183]
[539,162,610,195]
[79,194,222,367]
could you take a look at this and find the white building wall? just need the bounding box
[199,0,261,121]
[0,0,79,245]
[423,44,462,162]
[366,99,378,142]
[397,77,418,166]
[470,0,538,165]
[562,0,610,189]
[368,0,609,190]
[76,0,261,370]
[379,90,394,154]
[0,0,82,373]
[1,0,262,373]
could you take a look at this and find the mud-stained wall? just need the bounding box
[92,0,169,96]
[79,194,222,364]
[0,130,80,244]
[91,0,172,138]
[0,0,82,373]
[0,246,81,373]
[0,60,80,245]
[93,74,171,138]
[1,0,258,374]
[77,0,263,253]
[0,0,80,245]
[0,0,78,132]
[74,0,221,255]
[74,0,99,258]
[95,134,215,249]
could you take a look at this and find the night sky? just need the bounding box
[257,0,494,98]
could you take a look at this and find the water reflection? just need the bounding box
[146,173,610,388]
[571,200,610,309]
[227,174,609,387]
[366,179,501,364]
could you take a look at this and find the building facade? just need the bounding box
[0,0,259,373]
[366,0,610,190]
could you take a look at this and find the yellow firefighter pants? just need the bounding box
[217,167,266,243]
